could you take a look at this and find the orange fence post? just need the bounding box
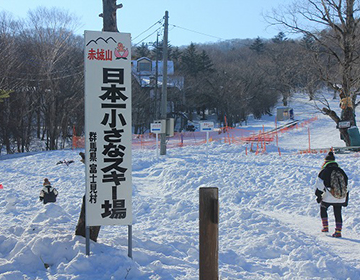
[263,140,266,153]
[72,125,76,150]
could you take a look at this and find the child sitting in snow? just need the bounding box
[39,178,58,205]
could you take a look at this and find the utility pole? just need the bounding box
[160,11,169,155]
[155,33,159,119]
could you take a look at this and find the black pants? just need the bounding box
[320,202,342,224]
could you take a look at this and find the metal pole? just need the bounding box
[156,133,159,159]
[160,11,169,155]
[85,226,90,256]
[128,225,133,258]
[206,131,209,158]
[199,187,218,280]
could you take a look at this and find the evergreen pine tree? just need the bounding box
[250,37,265,54]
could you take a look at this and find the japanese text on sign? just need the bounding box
[85,31,132,227]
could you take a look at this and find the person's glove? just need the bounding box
[315,189,323,204]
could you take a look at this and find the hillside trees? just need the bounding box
[266,33,303,106]
[269,0,360,146]
[204,38,282,124]
[0,8,84,154]
[179,43,216,119]
[234,42,279,120]
[297,34,323,100]
[131,38,306,130]
[23,7,83,150]
[0,12,26,153]
[4,3,359,153]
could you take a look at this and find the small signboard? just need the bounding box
[151,123,162,133]
[200,122,214,132]
[200,122,214,158]
[338,121,351,129]
[151,120,165,133]
[150,120,166,158]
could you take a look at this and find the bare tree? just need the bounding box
[266,32,302,106]
[22,7,82,150]
[0,12,25,153]
[297,34,323,100]
[268,0,360,146]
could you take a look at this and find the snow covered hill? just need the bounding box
[1,93,360,279]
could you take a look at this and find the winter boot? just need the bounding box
[332,222,342,238]
[321,218,329,233]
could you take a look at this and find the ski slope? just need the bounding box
[0,93,360,279]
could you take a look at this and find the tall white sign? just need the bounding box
[84,31,132,226]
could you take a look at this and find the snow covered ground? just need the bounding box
[1,92,360,279]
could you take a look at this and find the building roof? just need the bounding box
[132,57,183,90]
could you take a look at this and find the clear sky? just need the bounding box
[0,0,292,47]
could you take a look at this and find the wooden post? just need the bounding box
[100,0,123,32]
[199,187,219,280]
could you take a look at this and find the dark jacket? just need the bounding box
[315,161,348,204]
[318,162,348,189]
[39,185,58,204]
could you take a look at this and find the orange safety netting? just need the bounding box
[71,116,319,151]
[72,136,85,149]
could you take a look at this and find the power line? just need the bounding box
[132,18,163,41]
[132,19,225,47]
[171,24,224,41]
[133,27,163,47]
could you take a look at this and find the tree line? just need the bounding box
[1,1,360,154]
[132,32,323,130]
[0,8,84,153]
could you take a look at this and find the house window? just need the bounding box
[138,61,151,72]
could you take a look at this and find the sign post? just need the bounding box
[200,122,214,157]
[151,120,166,159]
[84,31,132,255]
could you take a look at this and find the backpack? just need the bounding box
[43,186,57,204]
[328,168,347,199]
